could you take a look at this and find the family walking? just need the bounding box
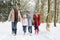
[8,5,41,36]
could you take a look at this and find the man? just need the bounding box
[8,6,21,35]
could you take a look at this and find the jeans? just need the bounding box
[28,26,32,33]
[12,22,17,34]
[23,26,27,33]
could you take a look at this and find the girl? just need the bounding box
[22,14,28,34]
[33,13,39,34]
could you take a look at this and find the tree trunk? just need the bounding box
[40,0,44,23]
[48,0,50,13]
[54,0,56,27]
[46,0,50,31]
[35,0,39,12]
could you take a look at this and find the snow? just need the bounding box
[0,21,60,40]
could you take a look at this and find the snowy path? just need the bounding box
[0,21,60,40]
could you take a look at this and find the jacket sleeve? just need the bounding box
[26,19,28,26]
[20,18,23,25]
[33,14,35,21]
[8,9,13,21]
[18,11,22,21]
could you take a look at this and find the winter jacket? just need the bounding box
[22,18,28,26]
[37,14,40,26]
[27,15,32,26]
[33,14,38,26]
[8,8,21,22]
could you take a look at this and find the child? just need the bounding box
[37,13,40,33]
[22,14,28,34]
[27,14,32,35]
[37,13,40,26]
[33,13,39,34]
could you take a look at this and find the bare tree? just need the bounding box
[46,0,50,31]
[40,0,45,23]
[54,0,56,27]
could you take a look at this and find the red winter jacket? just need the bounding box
[33,14,38,26]
[37,14,40,26]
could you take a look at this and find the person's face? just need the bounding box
[35,14,38,17]
[16,6,19,10]
[37,13,40,14]
[23,15,27,18]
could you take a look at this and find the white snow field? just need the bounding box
[0,21,60,40]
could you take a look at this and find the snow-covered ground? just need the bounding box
[0,21,60,40]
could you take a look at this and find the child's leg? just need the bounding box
[24,26,26,33]
[35,26,39,34]
[34,26,37,34]
[37,26,39,34]
[35,29,39,34]
[28,26,32,33]
[30,26,32,33]
[35,29,36,34]
[23,26,25,33]
[23,26,26,34]
[28,26,30,33]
